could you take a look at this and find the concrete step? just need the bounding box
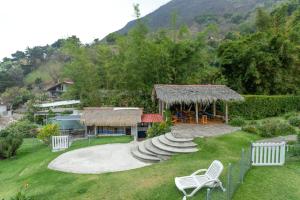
[165,132,194,142]
[131,146,161,163]
[137,141,157,156]
[151,137,199,153]
[158,135,197,148]
[144,139,173,156]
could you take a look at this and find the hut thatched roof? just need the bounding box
[153,84,244,105]
[80,107,143,126]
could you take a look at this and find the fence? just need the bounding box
[206,148,252,200]
[251,142,286,166]
[52,135,71,152]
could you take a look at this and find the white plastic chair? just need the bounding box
[175,160,226,200]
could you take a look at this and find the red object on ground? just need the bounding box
[141,114,163,123]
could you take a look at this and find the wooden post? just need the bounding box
[85,125,87,137]
[162,102,165,118]
[94,126,97,135]
[213,101,216,117]
[225,102,228,124]
[195,102,199,124]
[158,100,162,114]
[131,125,138,141]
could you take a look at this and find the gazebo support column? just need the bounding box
[85,125,87,137]
[213,101,216,117]
[225,102,228,124]
[195,102,199,124]
[158,100,162,115]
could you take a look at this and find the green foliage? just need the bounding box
[283,111,298,119]
[146,122,171,138]
[37,124,60,145]
[219,3,300,95]
[9,191,34,200]
[228,95,300,120]
[0,131,23,159]
[1,87,33,109]
[229,117,246,127]
[258,120,297,137]
[288,116,300,127]
[242,125,258,134]
[1,120,37,138]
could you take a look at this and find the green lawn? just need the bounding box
[0,132,299,200]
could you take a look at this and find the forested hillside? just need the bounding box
[0,0,299,112]
[115,0,282,35]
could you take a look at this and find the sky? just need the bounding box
[0,0,171,60]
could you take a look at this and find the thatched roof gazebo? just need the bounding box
[152,84,244,124]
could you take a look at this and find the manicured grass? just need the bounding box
[0,132,299,200]
[234,161,300,200]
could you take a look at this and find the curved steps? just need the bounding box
[165,132,194,142]
[131,146,161,163]
[158,135,197,148]
[130,133,199,164]
[138,141,156,156]
[144,140,173,156]
[152,137,198,153]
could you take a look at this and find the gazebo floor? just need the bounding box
[172,117,224,125]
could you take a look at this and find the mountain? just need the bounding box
[115,0,283,34]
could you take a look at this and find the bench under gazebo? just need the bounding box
[152,84,244,124]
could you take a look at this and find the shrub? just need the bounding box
[37,124,60,145]
[258,120,297,137]
[283,112,298,119]
[288,116,300,127]
[0,120,37,138]
[242,125,258,134]
[227,95,300,120]
[229,117,246,127]
[0,132,23,159]
[147,121,171,138]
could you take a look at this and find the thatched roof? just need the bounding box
[153,84,244,105]
[80,107,143,126]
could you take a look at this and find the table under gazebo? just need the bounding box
[152,84,244,124]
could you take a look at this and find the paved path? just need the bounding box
[257,135,298,143]
[48,143,150,174]
[172,124,241,138]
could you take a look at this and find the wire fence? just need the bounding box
[286,143,300,161]
[206,148,252,200]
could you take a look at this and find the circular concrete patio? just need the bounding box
[48,143,150,174]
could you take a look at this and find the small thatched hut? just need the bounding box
[152,84,244,124]
[80,107,143,139]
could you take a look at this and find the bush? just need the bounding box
[147,121,171,138]
[228,95,300,120]
[288,116,300,127]
[283,111,298,119]
[0,132,23,159]
[37,124,60,145]
[229,117,246,127]
[258,120,297,137]
[242,125,258,134]
[0,120,37,138]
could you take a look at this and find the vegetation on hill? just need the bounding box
[0,1,299,112]
[115,0,282,35]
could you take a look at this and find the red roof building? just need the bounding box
[141,114,163,123]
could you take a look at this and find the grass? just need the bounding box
[0,132,299,200]
[234,161,300,200]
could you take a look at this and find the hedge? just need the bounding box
[227,95,300,120]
